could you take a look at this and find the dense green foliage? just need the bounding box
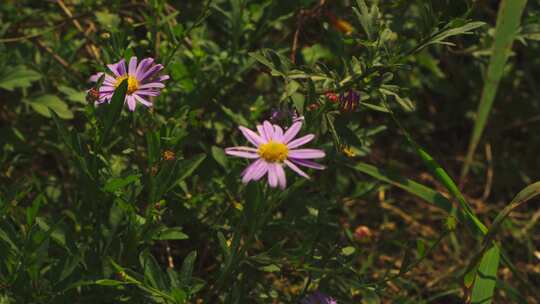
[1,0,540,303]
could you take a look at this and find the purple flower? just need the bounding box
[301,291,337,304]
[269,108,303,125]
[89,57,169,111]
[225,119,325,189]
[339,89,360,112]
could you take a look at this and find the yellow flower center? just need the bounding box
[115,75,139,94]
[258,141,288,163]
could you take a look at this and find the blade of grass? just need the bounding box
[460,0,527,183]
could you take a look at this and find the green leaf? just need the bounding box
[58,85,86,104]
[219,103,249,126]
[341,246,356,256]
[169,153,206,190]
[139,250,167,290]
[103,174,140,192]
[259,264,280,273]
[95,11,120,29]
[211,146,228,169]
[154,227,189,241]
[353,0,379,40]
[461,0,528,181]
[101,80,127,144]
[28,95,73,119]
[409,20,486,55]
[0,65,41,91]
[471,245,501,304]
[180,251,197,286]
[350,162,453,214]
[95,279,127,286]
[26,194,44,226]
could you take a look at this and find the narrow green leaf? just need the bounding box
[101,80,128,144]
[154,227,189,241]
[461,0,528,181]
[211,146,228,169]
[471,245,500,304]
[139,250,167,290]
[58,85,86,104]
[28,95,73,119]
[26,194,43,226]
[0,65,41,91]
[103,174,140,192]
[350,162,453,213]
[180,251,197,286]
[169,153,206,190]
[95,279,127,286]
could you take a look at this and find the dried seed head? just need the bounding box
[162,150,176,161]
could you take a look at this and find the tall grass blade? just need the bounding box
[460,0,528,182]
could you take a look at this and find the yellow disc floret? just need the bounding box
[115,75,139,94]
[258,140,288,163]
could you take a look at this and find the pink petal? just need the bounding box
[242,159,267,183]
[139,82,165,89]
[257,125,268,141]
[225,147,260,159]
[107,58,126,77]
[133,94,152,107]
[136,90,160,96]
[253,161,269,181]
[126,95,136,111]
[287,134,315,149]
[139,64,164,81]
[275,164,286,189]
[291,159,326,170]
[267,164,278,188]
[288,149,325,159]
[284,159,310,179]
[89,72,104,82]
[135,58,154,79]
[128,57,138,75]
[263,121,275,140]
[238,126,265,147]
[155,75,169,82]
[282,121,302,143]
[104,75,117,85]
[274,125,284,142]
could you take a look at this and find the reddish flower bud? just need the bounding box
[354,225,372,241]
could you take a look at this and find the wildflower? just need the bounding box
[301,291,337,304]
[89,56,169,111]
[225,119,325,189]
[339,90,360,112]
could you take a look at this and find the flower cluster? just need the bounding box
[90,57,326,189]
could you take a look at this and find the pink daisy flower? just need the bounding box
[89,56,169,111]
[225,119,325,189]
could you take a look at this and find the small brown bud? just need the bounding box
[162,150,175,161]
[354,225,373,241]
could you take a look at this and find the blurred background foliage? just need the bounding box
[1,0,540,303]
